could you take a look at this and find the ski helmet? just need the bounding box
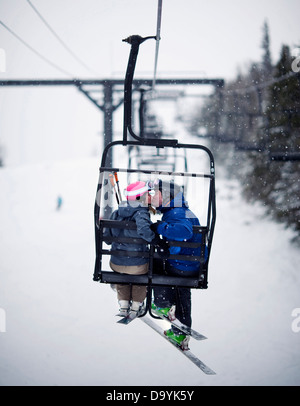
[124,181,150,201]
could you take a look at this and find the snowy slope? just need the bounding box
[0,147,300,386]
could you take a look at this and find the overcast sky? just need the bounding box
[1,0,299,80]
[0,0,299,166]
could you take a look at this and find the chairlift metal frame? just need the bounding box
[93,35,216,318]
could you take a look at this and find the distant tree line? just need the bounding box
[0,145,3,167]
[189,21,300,240]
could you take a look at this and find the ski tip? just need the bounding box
[196,334,208,341]
[117,313,138,324]
[203,367,216,375]
[117,318,130,324]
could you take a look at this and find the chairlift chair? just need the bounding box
[93,35,216,317]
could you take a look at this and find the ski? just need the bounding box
[117,311,139,325]
[117,308,207,341]
[140,316,216,375]
[116,311,129,317]
[151,308,207,341]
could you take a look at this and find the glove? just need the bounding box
[152,234,170,259]
[150,222,160,233]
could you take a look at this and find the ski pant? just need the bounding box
[110,261,148,303]
[152,259,198,332]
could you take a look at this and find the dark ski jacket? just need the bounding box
[156,192,208,272]
[104,202,155,266]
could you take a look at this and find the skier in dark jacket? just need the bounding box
[147,179,207,350]
[104,181,155,316]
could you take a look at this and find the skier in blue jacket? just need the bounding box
[147,179,207,350]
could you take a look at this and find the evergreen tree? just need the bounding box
[244,44,300,235]
[267,45,300,148]
[190,24,300,238]
[0,144,3,167]
[266,45,300,234]
[261,20,273,79]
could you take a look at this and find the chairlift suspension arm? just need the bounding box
[122,35,178,148]
[122,35,156,143]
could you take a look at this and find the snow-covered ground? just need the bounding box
[1,139,300,386]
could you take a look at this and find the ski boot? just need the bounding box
[131,301,145,316]
[151,303,176,321]
[164,329,190,351]
[118,300,130,317]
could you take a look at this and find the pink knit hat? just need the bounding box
[124,181,149,201]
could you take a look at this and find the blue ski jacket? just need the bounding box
[104,203,155,266]
[156,193,207,272]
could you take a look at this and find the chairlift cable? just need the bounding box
[0,20,74,77]
[26,0,98,76]
[152,0,163,91]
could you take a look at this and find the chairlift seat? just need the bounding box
[93,34,216,319]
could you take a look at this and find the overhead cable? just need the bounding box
[0,20,74,77]
[26,0,98,76]
[152,0,163,90]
